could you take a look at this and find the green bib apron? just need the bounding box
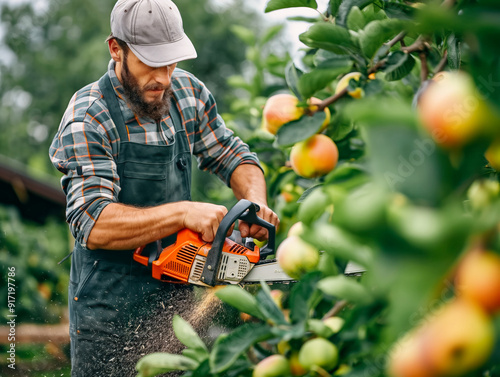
[68,73,193,376]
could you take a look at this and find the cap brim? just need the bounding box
[128,34,197,67]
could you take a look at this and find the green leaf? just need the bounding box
[275,112,327,147]
[307,318,335,338]
[324,162,367,184]
[227,75,252,92]
[182,348,209,364]
[313,49,351,67]
[265,0,318,12]
[336,0,374,28]
[363,78,384,96]
[190,359,211,377]
[318,275,371,304]
[209,323,274,373]
[256,282,288,325]
[289,271,322,324]
[383,51,416,81]
[382,1,415,20]
[343,96,415,126]
[298,187,331,224]
[347,6,366,31]
[359,18,405,59]
[173,315,208,352]
[328,112,354,141]
[298,66,349,98]
[215,285,265,320]
[285,61,304,100]
[230,25,256,46]
[287,16,320,22]
[447,34,461,70]
[299,23,355,54]
[361,124,448,205]
[302,223,374,268]
[317,251,339,277]
[136,353,198,377]
[261,24,285,45]
[329,0,343,17]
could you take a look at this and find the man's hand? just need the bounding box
[239,203,279,241]
[182,202,233,242]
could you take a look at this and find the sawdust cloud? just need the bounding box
[125,286,228,377]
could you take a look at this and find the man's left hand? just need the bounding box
[239,203,279,241]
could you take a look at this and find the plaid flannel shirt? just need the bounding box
[49,60,261,247]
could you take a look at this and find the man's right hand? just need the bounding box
[182,202,231,242]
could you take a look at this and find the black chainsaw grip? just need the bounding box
[200,199,275,286]
[238,204,276,258]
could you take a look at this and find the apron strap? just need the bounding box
[168,96,184,134]
[98,73,128,155]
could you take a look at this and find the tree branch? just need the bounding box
[402,38,430,54]
[321,300,348,320]
[388,31,407,49]
[316,87,348,112]
[420,51,429,83]
[434,50,449,74]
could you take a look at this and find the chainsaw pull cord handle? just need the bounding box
[200,199,276,286]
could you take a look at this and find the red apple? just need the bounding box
[290,134,339,179]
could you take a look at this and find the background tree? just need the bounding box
[0,0,262,174]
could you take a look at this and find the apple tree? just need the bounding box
[136,1,500,376]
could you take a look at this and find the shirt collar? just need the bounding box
[107,59,126,99]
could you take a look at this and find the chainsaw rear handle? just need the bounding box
[200,199,276,286]
[226,199,275,257]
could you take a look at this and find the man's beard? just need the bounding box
[121,57,173,123]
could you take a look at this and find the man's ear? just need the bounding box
[108,39,123,63]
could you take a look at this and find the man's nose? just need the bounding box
[153,64,175,86]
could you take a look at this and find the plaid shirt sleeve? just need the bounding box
[49,83,120,247]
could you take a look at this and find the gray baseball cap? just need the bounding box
[109,0,197,67]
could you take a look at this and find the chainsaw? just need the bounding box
[134,199,366,286]
[134,199,294,286]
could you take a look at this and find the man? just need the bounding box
[49,0,278,375]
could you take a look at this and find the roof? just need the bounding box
[0,155,66,223]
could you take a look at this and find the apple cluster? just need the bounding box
[388,248,500,377]
[260,71,371,179]
[251,288,344,377]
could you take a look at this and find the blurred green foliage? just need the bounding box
[136,1,500,377]
[0,205,70,323]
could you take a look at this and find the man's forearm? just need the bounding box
[86,200,230,250]
[86,201,190,250]
[230,163,279,240]
[230,164,268,206]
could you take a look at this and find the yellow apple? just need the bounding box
[335,72,363,99]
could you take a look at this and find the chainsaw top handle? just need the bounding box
[200,199,276,286]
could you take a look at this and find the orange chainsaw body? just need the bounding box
[134,228,261,286]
